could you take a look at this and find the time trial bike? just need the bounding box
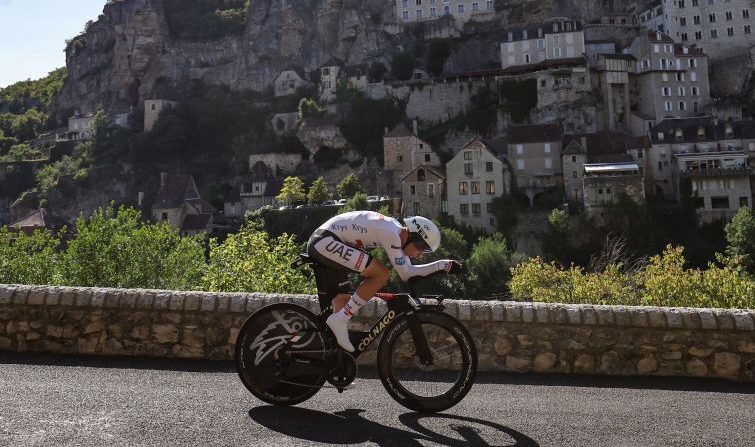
[234,253,477,413]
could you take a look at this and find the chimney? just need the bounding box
[138,191,144,207]
[580,136,587,150]
[413,120,418,136]
[160,172,167,187]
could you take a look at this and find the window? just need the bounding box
[689,58,697,68]
[664,44,673,53]
[417,169,425,181]
[571,155,577,162]
[654,44,660,53]
[471,181,480,194]
[427,183,435,198]
[745,9,751,19]
[544,143,551,154]
[423,153,431,163]
[681,33,689,41]
[554,47,562,58]
[459,182,468,195]
[463,151,472,160]
[472,203,481,215]
[416,10,422,19]
[410,185,416,195]
[545,158,552,169]
[691,86,699,96]
[487,0,493,10]
[516,144,523,155]
[680,17,687,26]
[678,86,686,96]
[746,25,752,34]
[662,72,669,82]
[572,170,578,178]
[413,202,421,215]
[490,217,495,227]
[709,13,716,23]
[524,54,531,63]
[486,202,493,213]
[662,86,671,96]
[472,2,479,11]
[516,159,525,170]
[694,15,701,25]
[457,4,464,12]
[444,5,449,14]
[402,0,408,6]
[693,101,699,113]
[464,163,473,174]
[676,72,685,82]
[695,31,703,40]
[711,29,718,38]
[485,181,495,194]
[161,212,168,221]
[430,7,436,16]
[460,203,469,215]
[665,101,673,111]
[726,11,733,21]
[679,101,687,111]
[727,27,735,36]
[486,162,493,172]
[679,0,685,7]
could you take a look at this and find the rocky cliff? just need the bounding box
[53,0,633,119]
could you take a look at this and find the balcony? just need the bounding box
[679,167,751,178]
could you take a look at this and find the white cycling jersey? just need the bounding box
[314,211,451,282]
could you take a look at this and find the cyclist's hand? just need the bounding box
[446,260,463,275]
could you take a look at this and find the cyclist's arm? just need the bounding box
[383,241,451,282]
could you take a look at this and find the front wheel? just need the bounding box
[376,310,477,413]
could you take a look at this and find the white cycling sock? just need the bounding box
[336,292,368,319]
[327,293,368,352]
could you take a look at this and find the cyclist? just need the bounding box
[307,210,462,352]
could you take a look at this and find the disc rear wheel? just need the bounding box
[235,303,331,406]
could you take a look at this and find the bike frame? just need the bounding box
[288,254,446,363]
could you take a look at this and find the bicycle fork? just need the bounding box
[406,313,434,366]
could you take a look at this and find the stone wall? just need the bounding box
[1,285,753,381]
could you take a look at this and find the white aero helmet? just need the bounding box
[403,216,441,253]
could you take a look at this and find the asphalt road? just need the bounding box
[0,353,753,447]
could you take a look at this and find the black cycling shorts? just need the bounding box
[307,230,373,274]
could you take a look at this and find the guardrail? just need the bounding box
[1,285,753,381]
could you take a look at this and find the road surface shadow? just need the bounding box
[248,405,539,446]
[3,352,752,394]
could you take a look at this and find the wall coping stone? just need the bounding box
[0,285,753,331]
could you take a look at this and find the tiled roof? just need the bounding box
[508,124,562,144]
[563,132,648,163]
[386,122,413,138]
[503,19,583,43]
[651,117,755,143]
[401,164,446,182]
[154,174,198,209]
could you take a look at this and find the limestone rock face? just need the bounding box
[53,0,617,119]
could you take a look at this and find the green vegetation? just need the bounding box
[296,97,325,126]
[725,207,755,274]
[276,176,306,206]
[499,79,537,123]
[336,173,363,199]
[0,67,66,113]
[391,52,415,81]
[164,0,251,40]
[339,93,406,158]
[307,177,332,205]
[511,246,755,309]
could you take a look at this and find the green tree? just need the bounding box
[336,173,364,199]
[391,52,415,80]
[548,208,568,233]
[90,110,129,163]
[339,192,369,212]
[489,195,520,239]
[296,97,325,125]
[0,227,62,285]
[465,233,526,298]
[725,206,755,273]
[61,204,206,290]
[368,62,388,83]
[10,108,46,141]
[307,176,332,205]
[277,176,306,205]
[425,39,451,76]
[202,222,315,293]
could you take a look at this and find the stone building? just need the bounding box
[274,68,309,97]
[151,173,216,236]
[144,99,179,132]
[224,162,284,218]
[649,116,755,203]
[582,161,645,209]
[383,121,441,196]
[445,138,511,233]
[594,53,636,131]
[507,124,563,205]
[500,19,586,70]
[395,0,494,24]
[67,112,96,141]
[628,31,710,124]
[318,59,343,103]
[673,150,751,223]
[400,165,446,219]
[561,133,651,210]
[637,0,755,58]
